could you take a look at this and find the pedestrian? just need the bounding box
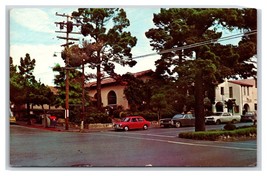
[50,115,57,127]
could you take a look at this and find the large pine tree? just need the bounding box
[71,8,137,110]
[146,8,257,131]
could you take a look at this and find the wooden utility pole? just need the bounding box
[81,59,85,131]
[55,12,79,130]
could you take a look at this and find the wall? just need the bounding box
[214,79,257,115]
[88,84,129,109]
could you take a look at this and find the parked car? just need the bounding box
[113,116,151,131]
[205,112,241,125]
[160,113,195,128]
[241,111,257,122]
[159,117,172,128]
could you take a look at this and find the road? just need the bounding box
[9,123,257,168]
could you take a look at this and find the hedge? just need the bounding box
[179,126,257,141]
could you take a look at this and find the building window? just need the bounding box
[108,91,117,105]
[247,87,250,96]
[229,87,233,98]
[220,87,224,95]
[254,103,257,111]
[244,86,246,95]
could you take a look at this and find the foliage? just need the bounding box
[151,94,167,109]
[53,64,89,108]
[136,111,158,122]
[121,73,195,118]
[146,8,257,131]
[10,54,56,116]
[17,53,37,113]
[29,81,56,108]
[71,8,137,110]
[150,93,167,121]
[10,57,24,104]
[179,126,256,141]
[18,53,36,86]
[148,78,195,113]
[122,73,151,111]
[84,112,112,124]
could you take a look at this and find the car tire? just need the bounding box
[143,125,148,130]
[124,126,129,131]
[231,119,237,124]
[216,120,221,125]
[175,122,181,128]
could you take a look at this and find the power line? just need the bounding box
[131,30,257,60]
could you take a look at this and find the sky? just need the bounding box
[9,7,161,86]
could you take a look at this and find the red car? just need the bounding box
[113,116,151,131]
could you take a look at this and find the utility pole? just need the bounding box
[55,12,79,130]
[81,59,85,131]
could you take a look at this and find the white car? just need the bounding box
[205,112,241,125]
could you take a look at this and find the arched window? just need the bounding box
[243,104,250,114]
[108,91,117,105]
[215,102,223,112]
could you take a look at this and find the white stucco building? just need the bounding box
[214,79,257,115]
[85,70,153,109]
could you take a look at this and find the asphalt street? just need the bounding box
[9,123,257,168]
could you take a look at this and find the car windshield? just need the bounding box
[213,112,223,116]
[121,117,130,122]
[173,114,184,119]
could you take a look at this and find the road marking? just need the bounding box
[95,132,256,151]
[121,132,175,138]
[166,140,256,151]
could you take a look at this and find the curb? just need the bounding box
[14,121,113,133]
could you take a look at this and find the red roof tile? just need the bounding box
[228,79,255,87]
[85,69,153,88]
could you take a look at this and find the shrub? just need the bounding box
[138,111,158,121]
[179,126,256,141]
[179,131,222,141]
[84,112,112,124]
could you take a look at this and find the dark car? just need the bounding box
[113,116,151,131]
[159,117,172,127]
[241,111,257,122]
[160,113,195,128]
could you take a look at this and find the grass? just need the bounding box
[178,125,257,141]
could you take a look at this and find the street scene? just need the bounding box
[9,6,258,172]
[10,122,257,167]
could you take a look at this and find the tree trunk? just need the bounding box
[96,64,102,110]
[194,70,206,131]
[157,108,161,126]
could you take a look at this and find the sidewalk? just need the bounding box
[15,121,113,133]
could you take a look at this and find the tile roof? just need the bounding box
[85,69,153,88]
[228,79,255,87]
